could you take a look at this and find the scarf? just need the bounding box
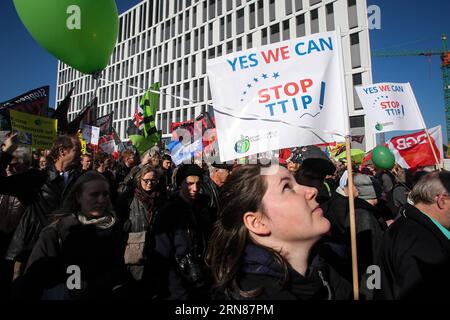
[77,214,116,230]
[134,187,159,221]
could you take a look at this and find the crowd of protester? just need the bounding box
[0,133,448,300]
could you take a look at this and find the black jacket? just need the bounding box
[222,244,351,300]
[144,193,214,300]
[321,189,388,296]
[375,204,450,300]
[201,175,220,213]
[5,164,82,262]
[12,213,128,300]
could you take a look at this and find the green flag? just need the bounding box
[128,83,160,155]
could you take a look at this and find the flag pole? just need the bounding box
[424,128,442,171]
[345,136,360,300]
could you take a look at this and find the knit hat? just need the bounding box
[176,164,204,186]
[353,174,381,200]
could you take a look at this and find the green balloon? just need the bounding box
[372,146,395,170]
[14,0,118,74]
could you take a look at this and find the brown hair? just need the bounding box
[206,165,289,299]
[49,135,78,162]
[135,164,160,190]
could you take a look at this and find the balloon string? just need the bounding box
[97,77,347,142]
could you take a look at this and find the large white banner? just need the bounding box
[355,82,425,134]
[207,31,349,162]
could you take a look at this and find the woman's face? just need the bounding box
[141,171,158,192]
[287,161,301,173]
[261,166,330,245]
[77,180,110,218]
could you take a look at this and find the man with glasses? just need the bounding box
[375,171,450,300]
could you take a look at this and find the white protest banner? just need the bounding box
[355,82,425,134]
[82,125,100,145]
[207,30,349,162]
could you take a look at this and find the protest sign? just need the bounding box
[82,124,100,145]
[10,110,57,149]
[207,31,349,162]
[355,82,425,134]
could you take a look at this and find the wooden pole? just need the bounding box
[345,136,359,300]
[424,128,442,171]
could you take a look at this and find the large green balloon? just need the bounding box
[14,0,118,74]
[372,146,395,170]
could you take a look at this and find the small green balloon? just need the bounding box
[14,0,118,74]
[372,146,395,170]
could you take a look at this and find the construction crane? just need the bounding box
[372,34,450,144]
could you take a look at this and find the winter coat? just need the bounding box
[115,163,133,185]
[218,244,351,300]
[375,204,450,300]
[124,189,163,282]
[201,175,220,213]
[143,193,214,300]
[321,188,388,297]
[5,164,82,263]
[12,213,128,300]
[0,194,25,235]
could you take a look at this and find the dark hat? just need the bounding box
[176,164,204,186]
[211,162,234,170]
[296,145,336,176]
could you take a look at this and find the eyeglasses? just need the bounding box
[142,178,157,185]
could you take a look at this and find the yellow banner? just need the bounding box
[78,131,87,155]
[10,110,57,149]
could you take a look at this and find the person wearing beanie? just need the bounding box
[352,174,388,299]
[144,164,214,299]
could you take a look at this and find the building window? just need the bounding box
[326,3,335,31]
[261,28,268,45]
[282,19,290,40]
[236,8,245,35]
[285,0,293,15]
[236,37,242,51]
[226,0,233,12]
[208,22,213,46]
[193,6,197,28]
[295,0,303,11]
[348,0,358,29]
[311,9,319,34]
[249,3,255,30]
[350,115,364,128]
[209,0,216,20]
[257,0,264,27]
[226,14,232,38]
[353,73,363,110]
[296,14,305,37]
[269,0,276,22]
[270,23,280,43]
[185,33,191,55]
[227,41,233,53]
[247,34,253,49]
[310,0,321,6]
[350,32,361,68]
[220,17,225,41]
[217,0,223,16]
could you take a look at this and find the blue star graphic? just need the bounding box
[254,78,259,83]
[262,73,268,79]
[273,72,280,79]
[247,84,252,88]
[243,91,247,95]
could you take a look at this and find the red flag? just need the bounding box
[387,126,442,169]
